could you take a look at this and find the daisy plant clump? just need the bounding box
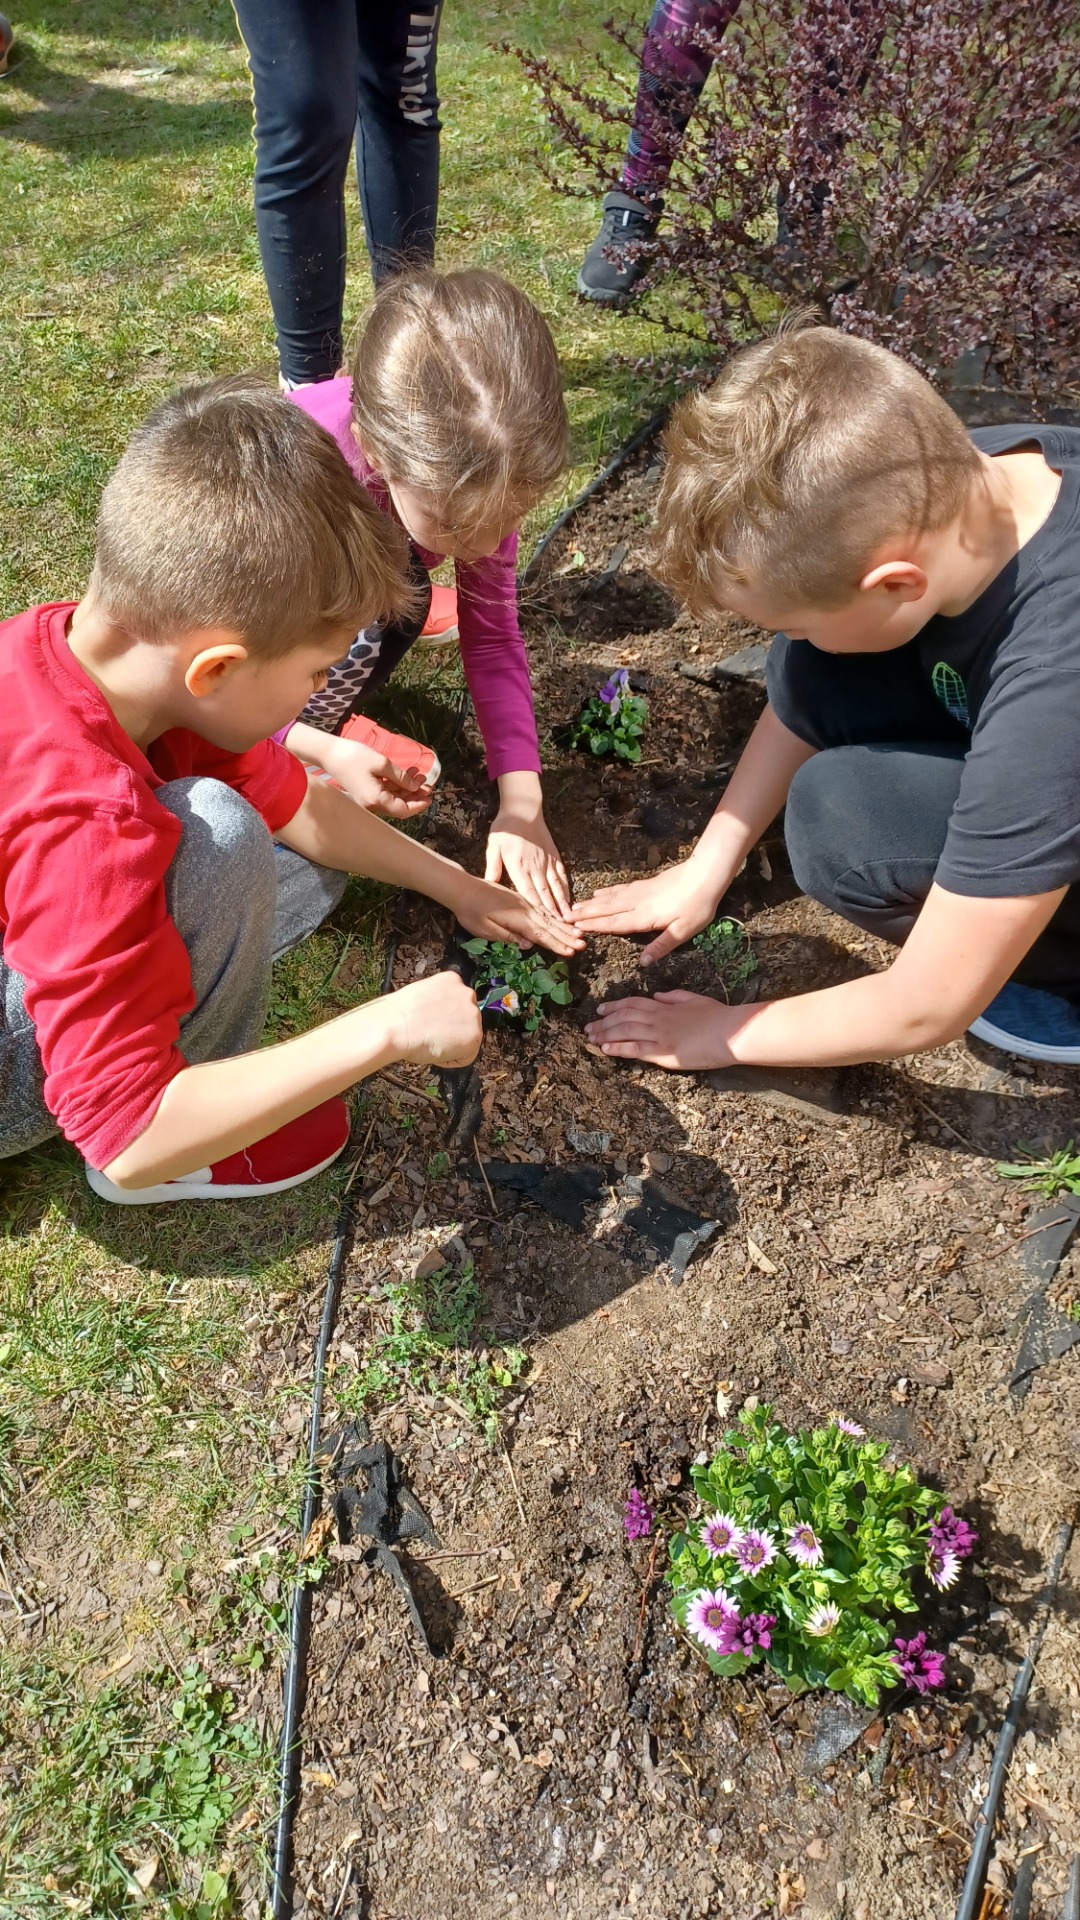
[669,1405,977,1707]
[460,938,573,1034]
[569,669,649,764]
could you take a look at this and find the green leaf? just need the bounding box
[461,938,488,956]
[548,982,573,1004]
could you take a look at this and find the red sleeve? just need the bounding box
[183,735,308,834]
[3,801,194,1170]
[455,533,542,780]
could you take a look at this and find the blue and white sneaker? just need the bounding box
[968,983,1080,1065]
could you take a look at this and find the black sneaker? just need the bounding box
[577,191,660,305]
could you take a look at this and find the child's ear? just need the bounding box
[859,559,928,602]
[185,641,250,699]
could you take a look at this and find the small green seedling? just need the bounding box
[996,1140,1080,1199]
[569,668,649,763]
[692,917,758,993]
[461,939,573,1033]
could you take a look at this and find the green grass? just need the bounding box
[995,1141,1080,1201]
[0,4,674,1907]
[332,1256,527,1445]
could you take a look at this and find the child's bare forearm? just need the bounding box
[689,705,817,891]
[277,773,465,905]
[101,999,403,1189]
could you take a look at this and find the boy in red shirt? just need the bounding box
[0,378,579,1203]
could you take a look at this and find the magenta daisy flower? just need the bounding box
[686,1587,739,1654]
[734,1527,778,1574]
[804,1602,842,1638]
[717,1610,777,1656]
[893,1632,947,1695]
[623,1489,654,1542]
[930,1506,978,1561]
[834,1417,865,1438]
[927,1545,961,1591]
[700,1512,744,1558]
[786,1523,823,1568]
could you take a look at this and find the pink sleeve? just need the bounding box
[455,532,541,780]
[288,376,365,483]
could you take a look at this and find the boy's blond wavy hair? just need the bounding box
[90,377,414,654]
[350,269,569,538]
[652,321,981,615]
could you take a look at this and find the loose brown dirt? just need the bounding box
[288,446,1080,1920]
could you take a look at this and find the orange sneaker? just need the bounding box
[339,713,441,789]
[417,584,459,647]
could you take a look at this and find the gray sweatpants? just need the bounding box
[0,777,348,1163]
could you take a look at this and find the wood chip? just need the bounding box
[747,1235,778,1275]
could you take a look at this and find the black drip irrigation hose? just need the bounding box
[955,1512,1076,1920]
[520,403,670,587]
[267,401,670,1914]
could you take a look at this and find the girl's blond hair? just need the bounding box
[350,269,569,537]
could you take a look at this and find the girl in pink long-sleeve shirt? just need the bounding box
[281,269,574,921]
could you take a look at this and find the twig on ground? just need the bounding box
[473,1135,499,1215]
[632,1534,661,1666]
[501,1440,527,1528]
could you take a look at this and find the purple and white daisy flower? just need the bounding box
[734,1527,778,1574]
[893,1632,947,1695]
[804,1602,842,1638]
[834,1417,866,1438]
[700,1512,744,1558]
[686,1587,739,1654]
[927,1545,961,1591]
[786,1523,823,1568]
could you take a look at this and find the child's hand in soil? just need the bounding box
[586,990,738,1069]
[572,861,719,965]
[387,972,484,1067]
[486,772,573,921]
[455,873,584,957]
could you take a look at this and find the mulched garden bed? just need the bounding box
[287,425,1080,1920]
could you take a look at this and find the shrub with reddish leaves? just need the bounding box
[512,0,1080,401]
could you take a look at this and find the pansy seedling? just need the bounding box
[461,938,573,1033]
[569,668,649,763]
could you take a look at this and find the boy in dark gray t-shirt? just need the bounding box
[573,327,1080,1074]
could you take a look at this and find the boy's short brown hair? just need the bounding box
[652,324,981,615]
[350,269,569,539]
[89,377,415,655]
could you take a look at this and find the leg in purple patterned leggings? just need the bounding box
[577,0,739,303]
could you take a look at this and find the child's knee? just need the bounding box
[784,750,860,902]
[157,777,276,897]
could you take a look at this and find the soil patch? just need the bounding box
[289,443,1080,1919]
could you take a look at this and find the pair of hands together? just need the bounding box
[346,721,735,1077]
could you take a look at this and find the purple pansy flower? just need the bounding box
[599,668,631,708]
[700,1512,744,1558]
[735,1527,778,1574]
[686,1587,739,1654]
[929,1506,978,1561]
[893,1632,947,1694]
[479,983,520,1015]
[787,1523,824,1568]
[623,1488,654,1542]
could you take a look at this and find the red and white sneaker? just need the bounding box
[339,712,441,789]
[417,583,459,648]
[85,1098,350,1206]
